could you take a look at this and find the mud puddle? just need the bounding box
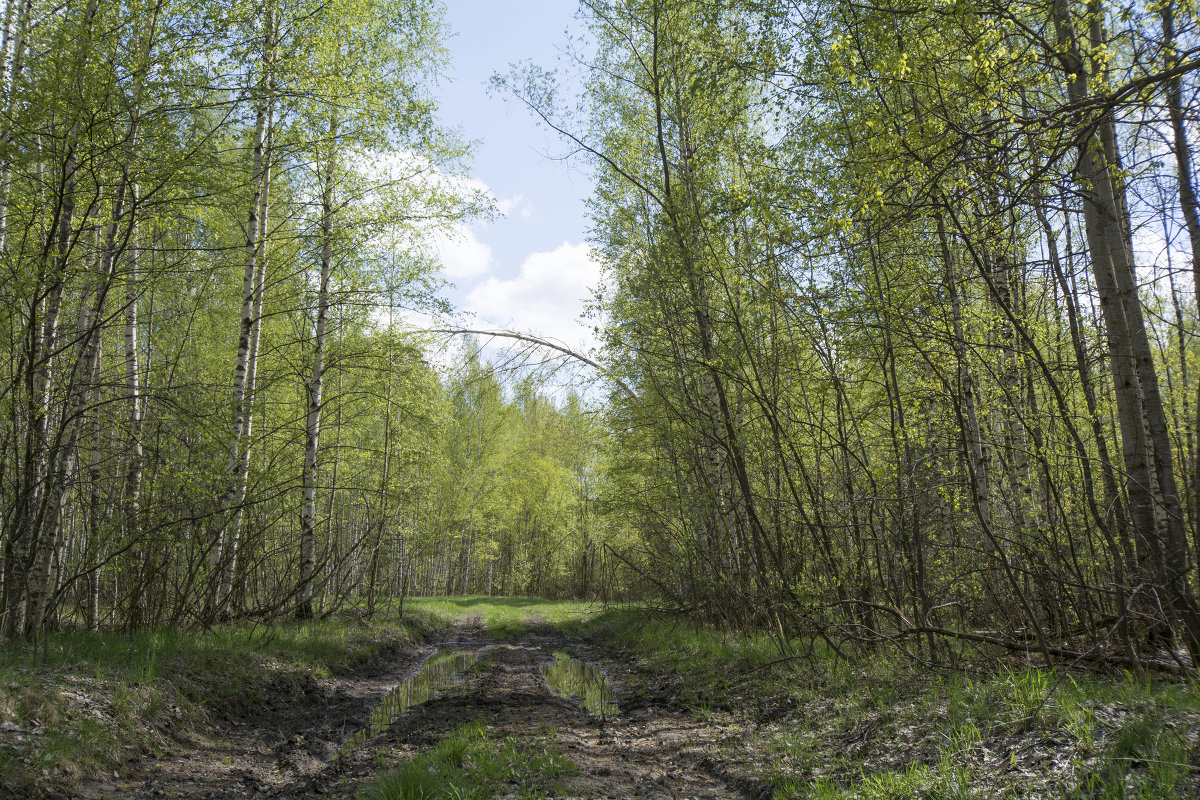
[335,648,478,757]
[359,637,758,799]
[541,651,618,719]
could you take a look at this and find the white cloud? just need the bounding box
[497,193,535,220]
[436,225,493,279]
[464,241,601,351]
[358,149,492,200]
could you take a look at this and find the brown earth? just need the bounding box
[67,619,766,800]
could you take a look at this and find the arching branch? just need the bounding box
[424,327,638,401]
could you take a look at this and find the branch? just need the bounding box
[424,327,639,401]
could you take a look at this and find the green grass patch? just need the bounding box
[400,596,601,638]
[575,605,804,714]
[577,606,781,670]
[0,614,423,683]
[357,721,576,800]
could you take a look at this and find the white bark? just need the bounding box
[211,77,273,619]
[298,114,337,619]
[125,183,144,527]
[0,0,33,256]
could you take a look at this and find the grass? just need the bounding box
[0,612,426,795]
[400,595,602,638]
[356,721,576,800]
[0,597,586,795]
[570,605,1200,800]
[5,598,1198,799]
[0,614,423,682]
[579,606,780,666]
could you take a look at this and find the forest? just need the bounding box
[3,0,1200,797]
[0,0,626,634]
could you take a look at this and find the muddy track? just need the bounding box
[73,621,765,800]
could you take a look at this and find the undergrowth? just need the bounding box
[357,721,575,800]
[578,606,1200,799]
[6,598,1197,799]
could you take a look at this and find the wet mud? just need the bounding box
[71,621,763,800]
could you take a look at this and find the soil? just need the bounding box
[66,618,766,800]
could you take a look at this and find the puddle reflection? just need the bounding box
[336,649,478,757]
[541,652,618,719]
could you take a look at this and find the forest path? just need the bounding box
[75,619,760,800]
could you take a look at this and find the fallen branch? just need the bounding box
[896,625,1189,675]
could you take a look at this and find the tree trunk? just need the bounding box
[1052,0,1200,654]
[0,0,33,256]
[298,112,337,619]
[936,212,1053,661]
[211,59,274,619]
[1162,0,1200,597]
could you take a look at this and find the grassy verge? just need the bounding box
[577,607,1200,799]
[357,721,576,800]
[0,612,425,796]
[400,596,602,638]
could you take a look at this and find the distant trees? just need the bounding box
[401,345,619,600]
[17,0,1200,672]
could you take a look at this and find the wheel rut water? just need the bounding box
[540,651,619,720]
[351,635,756,799]
[337,643,620,755]
[333,648,479,758]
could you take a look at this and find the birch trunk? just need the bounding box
[366,362,393,616]
[85,365,104,632]
[211,79,273,620]
[298,113,337,619]
[10,115,84,637]
[121,184,149,627]
[25,113,122,634]
[124,182,144,535]
[217,110,272,620]
[1162,0,1200,591]
[645,5,786,622]
[0,0,33,256]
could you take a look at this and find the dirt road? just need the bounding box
[74,620,766,800]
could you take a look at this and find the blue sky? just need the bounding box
[428,0,600,354]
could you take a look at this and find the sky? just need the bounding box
[424,0,601,358]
